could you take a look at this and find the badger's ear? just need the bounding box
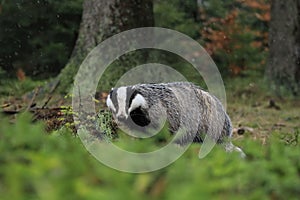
[106,94,116,112]
[128,94,147,113]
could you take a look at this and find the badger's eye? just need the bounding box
[129,107,151,127]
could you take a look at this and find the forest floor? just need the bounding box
[1,76,299,143]
[226,77,300,147]
[1,75,300,199]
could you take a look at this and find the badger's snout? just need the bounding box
[117,114,127,122]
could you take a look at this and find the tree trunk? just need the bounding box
[266,0,300,96]
[57,0,154,93]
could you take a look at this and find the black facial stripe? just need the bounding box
[110,86,136,115]
[110,86,144,115]
[110,89,118,112]
[120,87,133,116]
[128,90,139,109]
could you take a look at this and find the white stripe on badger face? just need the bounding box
[128,94,147,113]
[116,87,128,119]
[106,94,116,112]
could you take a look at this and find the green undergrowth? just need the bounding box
[0,77,45,99]
[0,113,300,200]
[1,75,299,199]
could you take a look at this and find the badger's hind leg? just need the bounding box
[223,142,246,158]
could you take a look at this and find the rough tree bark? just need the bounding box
[57,0,154,93]
[266,0,300,96]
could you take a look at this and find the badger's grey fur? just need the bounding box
[106,82,245,158]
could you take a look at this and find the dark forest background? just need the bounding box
[0,0,269,79]
[0,1,300,199]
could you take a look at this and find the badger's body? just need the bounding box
[106,82,245,157]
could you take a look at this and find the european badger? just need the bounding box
[106,82,245,158]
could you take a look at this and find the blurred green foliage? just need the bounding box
[0,0,82,77]
[1,113,299,199]
[0,77,45,97]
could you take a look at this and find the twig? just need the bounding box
[42,79,60,109]
[26,87,39,111]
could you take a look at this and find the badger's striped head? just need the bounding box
[106,86,149,126]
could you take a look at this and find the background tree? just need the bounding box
[266,0,300,96]
[57,0,154,93]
